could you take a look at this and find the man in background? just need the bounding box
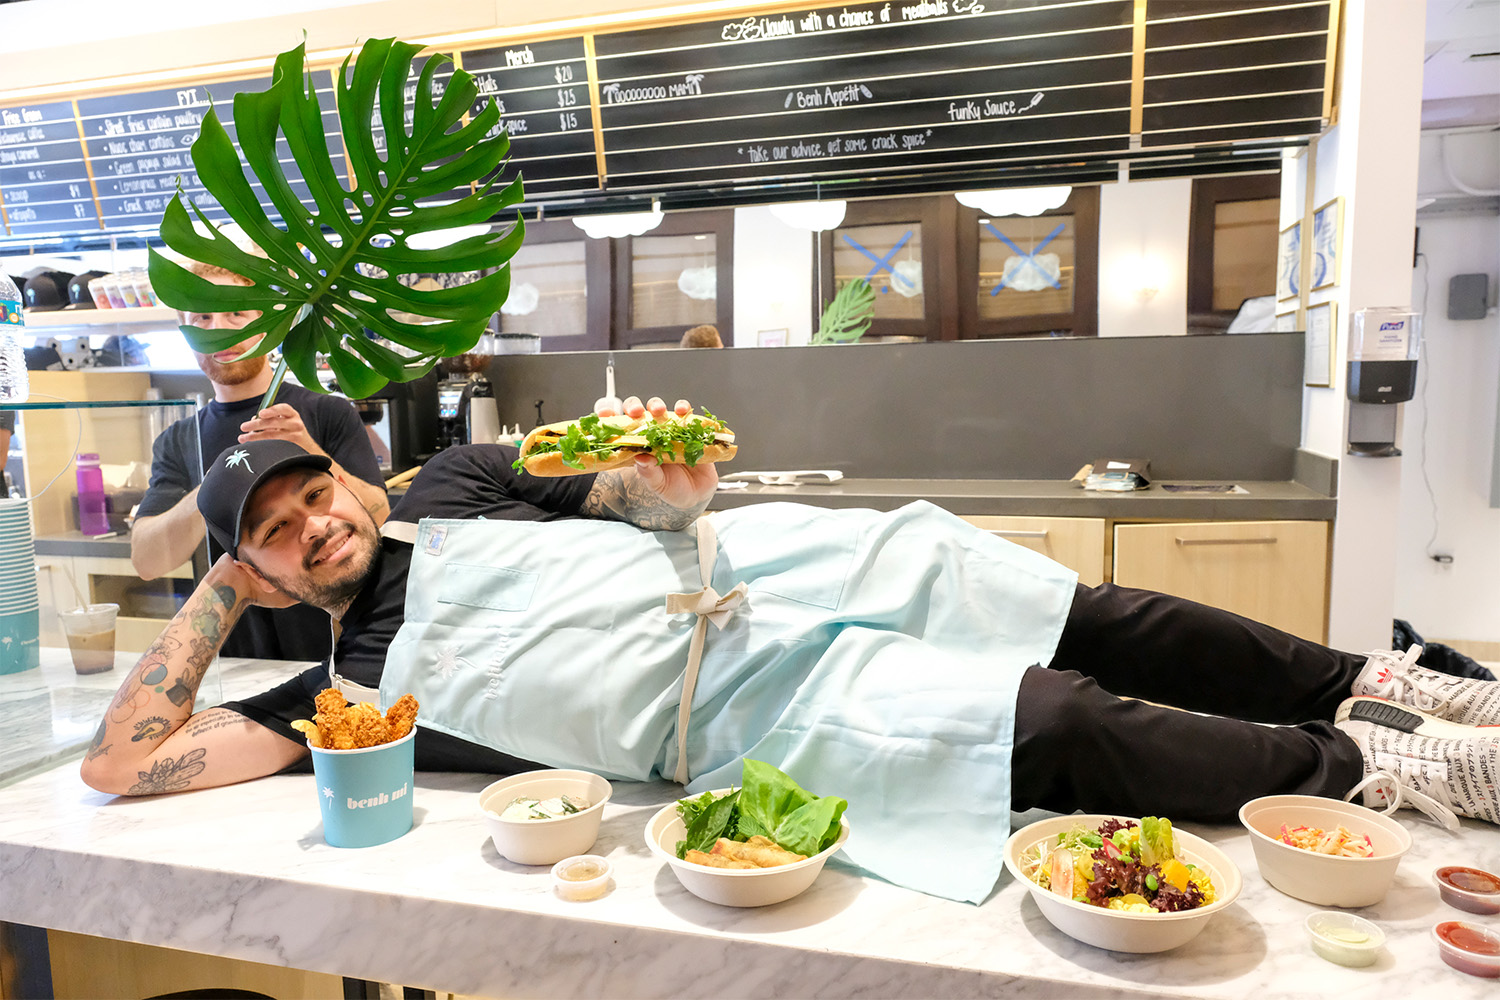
[679,324,723,348]
[131,260,388,661]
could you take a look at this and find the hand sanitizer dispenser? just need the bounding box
[1346,307,1421,457]
[1348,308,1421,403]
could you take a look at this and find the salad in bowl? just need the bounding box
[1004,814,1241,953]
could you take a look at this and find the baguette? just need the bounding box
[514,410,736,477]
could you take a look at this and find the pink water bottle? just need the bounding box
[76,453,110,536]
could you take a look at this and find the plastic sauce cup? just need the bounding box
[551,854,612,901]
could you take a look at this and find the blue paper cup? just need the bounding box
[307,728,417,848]
[0,608,40,675]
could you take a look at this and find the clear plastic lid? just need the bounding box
[1349,308,1422,363]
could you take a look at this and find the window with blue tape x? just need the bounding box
[978,214,1075,321]
[832,222,924,319]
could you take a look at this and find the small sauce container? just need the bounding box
[551,854,612,901]
[1433,920,1500,978]
[1304,911,1385,967]
[1434,865,1500,915]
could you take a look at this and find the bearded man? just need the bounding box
[131,261,389,660]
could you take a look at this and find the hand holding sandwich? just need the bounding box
[610,395,721,510]
[517,393,733,530]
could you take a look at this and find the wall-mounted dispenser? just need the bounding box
[1347,307,1421,457]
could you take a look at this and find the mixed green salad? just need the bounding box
[674,759,848,860]
[1018,816,1216,913]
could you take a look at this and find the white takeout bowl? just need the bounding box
[479,769,613,866]
[1002,814,1243,954]
[644,790,850,907]
[1239,795,1412,907]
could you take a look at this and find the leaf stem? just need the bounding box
[259,356,289,412]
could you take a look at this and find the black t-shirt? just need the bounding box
[137,382,386,661]
[223,443,597,773]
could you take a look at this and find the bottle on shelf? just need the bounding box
[0,271,28,403]
[76,453,111,537]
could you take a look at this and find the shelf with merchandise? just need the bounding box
[21,306,179,331]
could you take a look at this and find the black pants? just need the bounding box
[1011,583,1367,822]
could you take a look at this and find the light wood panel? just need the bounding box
[962,516,1107,587]
[1113,520,1330,642]
[47,930,344,1000]
[20,372,153,537]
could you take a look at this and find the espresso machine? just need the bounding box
[436,362,501,449]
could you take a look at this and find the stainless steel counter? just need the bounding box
[709,478,1336,520]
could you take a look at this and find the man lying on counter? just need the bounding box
[81,397,1500,902]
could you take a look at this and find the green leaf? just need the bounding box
[675,788,741,859]
[147,38,526,402]
[812,277,876,345]
[737,759,847,857]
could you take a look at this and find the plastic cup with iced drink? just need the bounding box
[59,603,119,675]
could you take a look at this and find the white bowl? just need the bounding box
[644,791,850,907]
[479,769,613,866]
[1238,795,1412,907]
[1003,814,1243,954]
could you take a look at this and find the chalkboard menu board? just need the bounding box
[0,0,1336,240]
[591,1,1136,195]
[0,99,100,236]
[461,37,600,200]
[74,75,347,231]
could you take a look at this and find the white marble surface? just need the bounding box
[0,648,313,788]
[1,755,1497,999]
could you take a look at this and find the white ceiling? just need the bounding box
[1424,0,1500,99]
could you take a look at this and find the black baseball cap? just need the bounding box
[198,439,332,559]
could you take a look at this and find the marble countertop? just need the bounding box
[0,648,313,789]
[1,758,1496,998]
[707,478,1336,520]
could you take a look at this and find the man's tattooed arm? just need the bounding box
[80,557,308,796]
[581,468,708,530]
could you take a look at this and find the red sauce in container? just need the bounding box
[1433,920,1500,978]
[1434,866,1500,915]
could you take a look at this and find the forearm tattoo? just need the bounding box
[126,748,207,795]
[582,470,702,530]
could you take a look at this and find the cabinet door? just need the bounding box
[963,516,1106,586]
[1113,520,1330,642]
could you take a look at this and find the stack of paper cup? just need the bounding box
[0,498,40,675]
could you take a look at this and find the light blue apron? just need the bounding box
[380,501,1076,902]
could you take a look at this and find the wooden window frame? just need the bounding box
[814,196,959,341]
[955,186,1099,339]
[1186,173,1281,326]
[513,218,612,352]
[611,209,735,349]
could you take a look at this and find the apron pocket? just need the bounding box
[437,562,539,612]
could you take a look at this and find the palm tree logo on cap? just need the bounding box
[225,449,252,473]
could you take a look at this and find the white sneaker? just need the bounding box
[1351,645,1500,729]
[1335,697,1500,827]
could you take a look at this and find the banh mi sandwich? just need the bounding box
[513,409,736,477]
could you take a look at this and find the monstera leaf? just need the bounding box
[147,37,524,402]
[811,278,876,344]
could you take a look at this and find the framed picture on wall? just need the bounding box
[1304,301,1336,387]
[756,328,788,347]
[1276,309,1298,332]
[1277,222,1301,301]
[1311,198,1343,290]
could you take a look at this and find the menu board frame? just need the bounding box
[0,0,1341,241]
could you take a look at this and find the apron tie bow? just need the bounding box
[665,518,747,784]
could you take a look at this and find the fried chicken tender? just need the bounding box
[350,702,389,749]
[294,688,420,750]
[313,687,357,749]
[384,693,419,741]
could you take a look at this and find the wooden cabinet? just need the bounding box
[1113,520,1330,642]
[962,515,1107,587]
